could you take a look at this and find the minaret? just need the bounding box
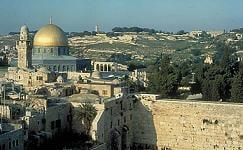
[17,25,32,69]
[49,17,52,24]
[95,24,100,33]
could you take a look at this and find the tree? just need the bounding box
[147,55,181,98]
[231,62,243,103]
[191,49,202,57]
[231,73,243,103]
[75,103,97,136]
[176,30,187,35]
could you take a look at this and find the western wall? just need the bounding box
[133,99,243,150]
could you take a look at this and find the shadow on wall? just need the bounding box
[131,99,158,150]
[95,108,105,144]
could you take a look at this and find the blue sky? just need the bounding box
[0,0,242,34]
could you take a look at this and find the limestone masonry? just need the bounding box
[134,99,243,149]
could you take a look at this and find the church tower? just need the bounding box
[17,25,32,69]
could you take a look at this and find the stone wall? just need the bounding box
[134,99,243,150]
[0,105,11,119]
[0,123,24,150]
[75,83,114,98]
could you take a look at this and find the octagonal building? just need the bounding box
[31,23,90,72]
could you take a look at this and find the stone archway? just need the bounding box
[96,64,100,71]
[100,64,104,72]
[110,128,121,150]
[122,125,129,150]
[57,65,60,72]
[104,64,108,72]
[108,65,111,71]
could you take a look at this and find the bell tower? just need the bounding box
[17,25,32,69]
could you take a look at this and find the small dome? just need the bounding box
[38,67,50,73]
[112,79,120,84]
[91,71,102,79]
[33,24,68,47]
[57,75,64,83]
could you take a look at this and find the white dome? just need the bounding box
[57,75,64,83]
[91,71,102,79]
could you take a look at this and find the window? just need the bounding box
[120,101,123,110]
[110,121,112,128]
[16,140,19,146]
[130,114,132,120]
[102,90,108,95]
[51,121,55,129]
[8,142,11,149]
[56,119,61,128]
[118,119,120,126]
[12,140,15,147]
[36,76,43,80]
[58,48,61,55]
[67,115,71,122]
[29,76,31,79]
[110,108,112,116]
[124,116,126,123]
[18,76,21,79]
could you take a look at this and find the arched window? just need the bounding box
[100,64,104,72]
[104,64,108,72]
[108,65,111,71]
[96,64,99,71]
[67,65,69,71]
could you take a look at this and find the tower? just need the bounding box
[95,24,100,33]
[17,25,32,69]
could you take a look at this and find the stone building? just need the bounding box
[92,94,243,150]
[12,23,91,72]
[235,50,243,62]
[0,123,24,150]
[6,67,58,89]
[16,25,32,69]
[130,68,148,87]
[93,61,128,72]
[0,105,11,119]
[32,22,90,72]
[204,54,213,64]
[75,71,128,98]
[91,95,135,150]
[22,97,72,136]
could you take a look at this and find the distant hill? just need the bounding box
[8,30,37,35]
[112,27,158,33]
[231,28,243,34]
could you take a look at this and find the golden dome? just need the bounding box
[33,24,68,47]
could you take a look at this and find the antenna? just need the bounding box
[49,17,52,24]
